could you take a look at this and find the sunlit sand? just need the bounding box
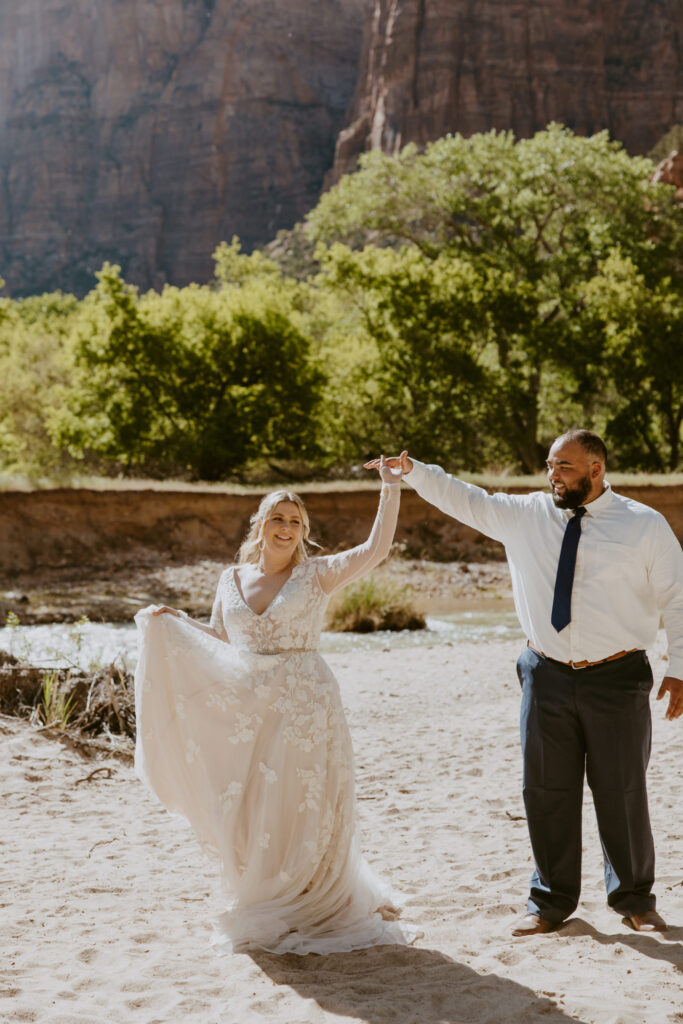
[2,633,681,1023]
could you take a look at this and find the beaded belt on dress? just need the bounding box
[255,647,317,656]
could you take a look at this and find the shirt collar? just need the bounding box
[578,481,613,518]
[557,481,618,520]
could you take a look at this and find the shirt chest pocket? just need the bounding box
[583,539,642,584]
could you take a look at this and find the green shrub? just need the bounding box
[327,576,425,633]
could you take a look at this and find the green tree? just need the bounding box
[53,264,323,479]
[584,253,683,470]
[315,243,494,466]
[213,236,286,288]
[0,291,80,477]
[308,124,683,470]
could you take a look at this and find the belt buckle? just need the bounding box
[570,649,634,670]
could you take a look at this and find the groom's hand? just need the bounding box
[656,676,683,720]
[364,451,413,474]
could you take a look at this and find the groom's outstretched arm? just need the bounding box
[365,453,524,544]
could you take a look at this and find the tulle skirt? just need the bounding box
[134,608,417,954]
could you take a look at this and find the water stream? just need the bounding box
[0,607,523,672]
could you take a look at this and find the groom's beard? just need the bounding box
[551,473,593,509]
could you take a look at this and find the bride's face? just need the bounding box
[261,501,304,561]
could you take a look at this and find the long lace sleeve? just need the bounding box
[315,482,401,596]
[174,570,230,642]
[209,572,230,642]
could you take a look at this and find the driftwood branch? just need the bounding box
[1,654,136,762]
[506,810,526,822]
[104,666,125,735]
[87,836,121,858]
[75,766,113,785]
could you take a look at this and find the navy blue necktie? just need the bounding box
[551,507,586,632]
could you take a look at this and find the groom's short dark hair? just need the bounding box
[554,429,608,463]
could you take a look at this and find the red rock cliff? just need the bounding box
[332,0,683,180]
[2,0,681,297]
[0,0,370,296]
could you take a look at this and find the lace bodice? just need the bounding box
[205,482,401,654]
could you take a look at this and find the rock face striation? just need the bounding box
[652,151,683,200]
[331,0,683,180]
[0,0,370,295]
[2,0,681,296]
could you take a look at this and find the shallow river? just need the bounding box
[0,606,522,672]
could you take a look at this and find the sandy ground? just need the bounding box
[1,634,681,1024]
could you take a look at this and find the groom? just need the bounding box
[367,431,683,935]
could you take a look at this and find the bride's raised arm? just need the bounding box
[315,455,403,596]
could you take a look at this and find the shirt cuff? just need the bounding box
[404,459,428,489]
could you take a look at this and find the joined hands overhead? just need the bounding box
[365,451,413,480]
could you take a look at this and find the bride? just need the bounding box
[134,455,417,954]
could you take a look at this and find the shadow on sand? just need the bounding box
[250,943,587,1024]
[559,916,683,972]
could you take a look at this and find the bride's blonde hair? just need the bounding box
[238,490,316,565]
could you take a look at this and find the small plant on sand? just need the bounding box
[327,576,425,633]
[44,614,102,670]
[68,614,90,649]
[37,669,77,730]
[5,610,32,662]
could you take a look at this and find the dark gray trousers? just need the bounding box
[516,647,656,923]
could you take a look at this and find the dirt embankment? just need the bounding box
[1,486,505,577]
[3,484,682,578]
[1,484,681,623]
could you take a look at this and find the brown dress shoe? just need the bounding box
[625,910,667,932]
[511,913,555,936]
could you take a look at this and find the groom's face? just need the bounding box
[546,440,595,509]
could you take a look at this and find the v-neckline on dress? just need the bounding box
[232,563,303,618]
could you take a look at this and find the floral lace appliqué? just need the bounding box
[206,688,240,712]
[297,766,324,813]
[219,781,243,810]
[259,762,278,785]
[185,738,201,764]
[228,711,264,744]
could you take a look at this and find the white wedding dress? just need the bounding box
[134,482,416,955]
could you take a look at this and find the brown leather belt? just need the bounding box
[527,643,640,670]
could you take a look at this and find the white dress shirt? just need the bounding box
[407,460,683,677]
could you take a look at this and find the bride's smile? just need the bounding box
[262,503,303,559]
